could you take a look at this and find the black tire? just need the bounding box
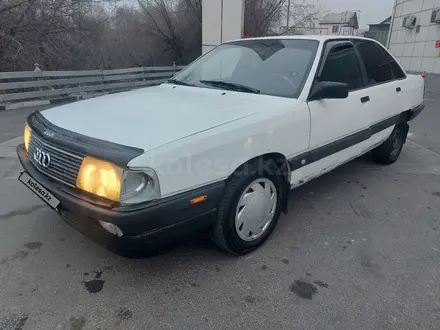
[210,159,284,255]
[372,123,408,165]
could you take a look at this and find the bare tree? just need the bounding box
[282,0,328,35]
[136,0,201,65]
[244,0,326,36]
[0,0,121,71]
[244,0,286,36]
[0,0,326,72]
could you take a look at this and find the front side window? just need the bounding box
[354,40,402,85]
[172,39,319,98]
[319,44,363,91]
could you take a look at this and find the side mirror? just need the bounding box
[308,81,349,101]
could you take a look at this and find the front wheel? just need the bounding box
[372,123,408,165]
[211,159,284,255]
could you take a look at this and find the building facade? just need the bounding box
[319,12,359,36]
[365,17,391,46]
[388,0,440,74]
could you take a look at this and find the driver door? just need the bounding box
[307,41,370,152]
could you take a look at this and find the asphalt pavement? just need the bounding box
[0,105,53,143]
[0,99,439,330]
[409,95,440,154]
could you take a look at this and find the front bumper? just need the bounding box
[17,144,223,255]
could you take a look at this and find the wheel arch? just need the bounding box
[228,152,291,213]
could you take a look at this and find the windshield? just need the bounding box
[171,39,319,98]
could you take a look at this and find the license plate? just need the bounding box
[18,172,60,209]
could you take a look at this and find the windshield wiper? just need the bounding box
[167,79,194,87]
[199,80,260,94]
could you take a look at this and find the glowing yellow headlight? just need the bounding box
[24,123,31,151]
[76,157,123,202]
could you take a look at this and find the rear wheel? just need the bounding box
[372,124,407,165]
[211,159,284,255]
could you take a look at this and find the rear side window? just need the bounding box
[319,44,363,91]
[378,46,406,79]
[354,40,404,85]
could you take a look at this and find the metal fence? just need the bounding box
[0,65,184,108]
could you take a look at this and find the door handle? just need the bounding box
[396,87,401,92]
[360,96,370,103]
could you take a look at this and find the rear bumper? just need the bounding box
[407,104,425,121]
[17,144,223,255]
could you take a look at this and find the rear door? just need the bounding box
[307,40,370,150]
[352,39,406,127]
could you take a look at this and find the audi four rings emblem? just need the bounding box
[33,148,51,168]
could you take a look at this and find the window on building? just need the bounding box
[332,25,339,33]
[320,44,363,91]
[354,40,404,84]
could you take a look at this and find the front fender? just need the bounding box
[129,103,310,197]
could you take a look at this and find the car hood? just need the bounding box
[42,84,265,152]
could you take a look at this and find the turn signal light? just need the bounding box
[190,195,208,205]
[24,124,31,151]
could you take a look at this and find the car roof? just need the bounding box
[226,35,372,44]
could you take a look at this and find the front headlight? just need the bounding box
[76,156,160,204]
[120,169,160,204]
[24,123,31,151]
[76,157,123,202]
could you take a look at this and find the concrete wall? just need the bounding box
[202,0,244,54]
[388,0,440,73]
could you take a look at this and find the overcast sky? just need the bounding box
[314,0,395,29]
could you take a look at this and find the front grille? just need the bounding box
[28,133,84,187]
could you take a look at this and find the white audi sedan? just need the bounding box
[17,36,424,255]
